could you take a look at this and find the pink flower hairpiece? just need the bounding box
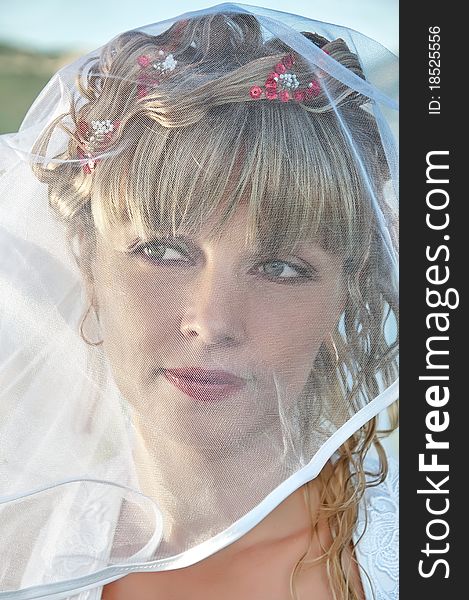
[249,52,326,103]
[136,49,178,98]
[76,119,120,174]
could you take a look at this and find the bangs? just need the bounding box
[91,102,371,257]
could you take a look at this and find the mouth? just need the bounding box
[162,368,246,401]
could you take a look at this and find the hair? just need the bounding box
[31,12,398,600]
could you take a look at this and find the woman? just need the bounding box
[0,4,398,599]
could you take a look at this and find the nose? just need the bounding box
[180,266,247,347]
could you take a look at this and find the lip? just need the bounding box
[163,367,246,401]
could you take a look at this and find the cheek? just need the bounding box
[92,267,188,400]
[241,285,343,399]
[256,287,342,361]
[96,272,183,345]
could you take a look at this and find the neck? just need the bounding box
[126,414,320,557]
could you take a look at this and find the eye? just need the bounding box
[132,239,192,263]
[256,260,319,283]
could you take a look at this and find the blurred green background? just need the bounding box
[0,42,79,133]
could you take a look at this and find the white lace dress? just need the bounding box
[353,454,399,600]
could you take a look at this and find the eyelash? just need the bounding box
[130,240,319,284]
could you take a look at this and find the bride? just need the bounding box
[0,4,398,599]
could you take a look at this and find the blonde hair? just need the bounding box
[32,13,398,600]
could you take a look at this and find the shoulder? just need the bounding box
[353,452,399,600]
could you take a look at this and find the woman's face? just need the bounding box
[89,203,345,449]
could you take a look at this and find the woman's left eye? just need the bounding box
[256,260,317,282]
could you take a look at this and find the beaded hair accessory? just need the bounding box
[76,119,120,174]
[136,49,178,98]
[249,51,328,102]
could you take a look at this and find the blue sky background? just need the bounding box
[0,0,398,54]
